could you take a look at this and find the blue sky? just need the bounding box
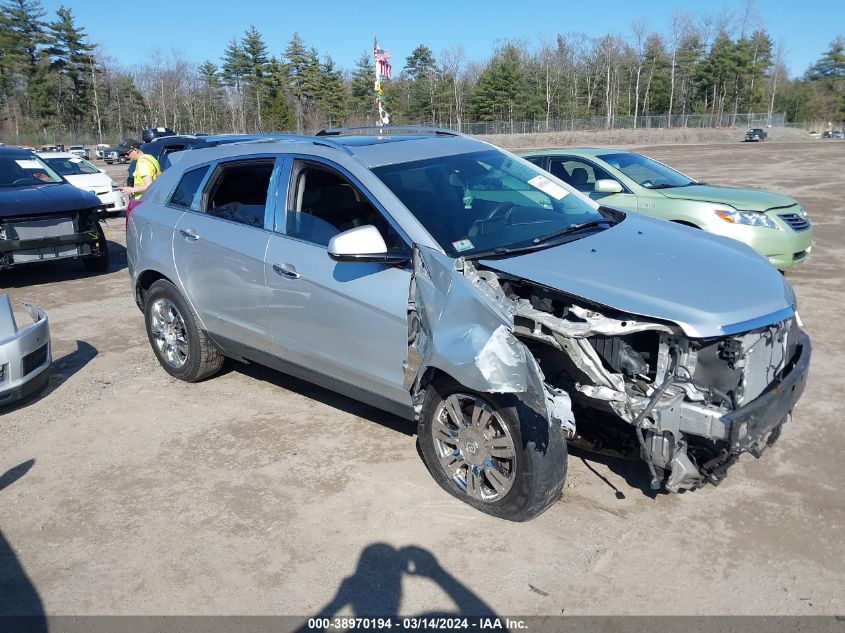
[41,0,839,78]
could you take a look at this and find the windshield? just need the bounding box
[372,149,607,257]
[43,156,100,176]
[597,152,696,189]
[0,155,64,187]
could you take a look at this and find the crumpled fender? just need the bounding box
[405,245,575,436]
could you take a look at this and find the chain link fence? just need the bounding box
[442,112,786,136]
[1,112,789,147]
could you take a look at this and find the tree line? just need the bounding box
[1,0,844,144]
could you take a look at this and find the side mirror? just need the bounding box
[594,179,623,194]
[327,225,408,264]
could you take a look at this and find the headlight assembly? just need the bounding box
[714,209,778,229]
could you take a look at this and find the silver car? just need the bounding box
[126,128,810,521]
[0,294,51,407]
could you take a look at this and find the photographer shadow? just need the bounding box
[304,543,497,626]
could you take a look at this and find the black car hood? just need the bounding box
[0,183,101,219]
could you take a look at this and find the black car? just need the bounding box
[0,147,109,272]
[744,127,768,142]
[141,127,176,143]
[122,134,280,187]
[104,141,134,165]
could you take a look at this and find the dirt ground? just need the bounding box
[1,140,844,618]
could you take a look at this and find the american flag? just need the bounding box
[374,38,392,79]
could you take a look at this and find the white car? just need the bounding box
[68,145,90,160]
[37,152,128,214]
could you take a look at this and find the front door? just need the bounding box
[547,156,637,211]
[264,159,412,405]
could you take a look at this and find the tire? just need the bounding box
[82,223,110,272]
[143,279,224,382]
[418,377,568,521]
[118,155,127,164]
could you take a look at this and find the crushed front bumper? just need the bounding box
[0,297,51,408]
[700,329,811,481]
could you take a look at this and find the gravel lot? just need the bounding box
[1,140,843,617]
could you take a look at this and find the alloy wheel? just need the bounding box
[431,393,517,502]
[150,298,189,369]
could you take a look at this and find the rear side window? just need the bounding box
[202,159,274,228]
[169,166,209,209]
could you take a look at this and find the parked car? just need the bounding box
[95,144,111,160]
[808,130,821,138]
[521,148,812,270]
[0,146,110,272]
[744,128,768,141]
[68,145,90,160]
[830,130,844,139]
[0,293,51,408]
[141,133,278,171]
[104,141,133,164]
[127,127,810,521]
[38,151,128,215]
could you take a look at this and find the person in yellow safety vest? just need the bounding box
[118,140,161,200]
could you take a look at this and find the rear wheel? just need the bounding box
[418,377,567,521]
[144,280,223,382]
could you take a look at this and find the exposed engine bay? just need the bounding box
[405,245,810,492]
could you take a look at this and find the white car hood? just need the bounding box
[63,172,113,193]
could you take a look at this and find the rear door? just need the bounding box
[264,157,412,405]
[173,155,281,351]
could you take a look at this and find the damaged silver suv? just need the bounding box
[126,128,810,521]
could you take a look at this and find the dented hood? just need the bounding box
[0,182,101,218]
[479,213,794,338]
[657,184,797,211]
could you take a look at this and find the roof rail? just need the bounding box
[232,134,355,155]
[316,125,464,138]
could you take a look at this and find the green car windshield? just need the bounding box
[373,150,607,257]
[598,152,696,189]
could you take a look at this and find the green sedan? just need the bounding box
[521,148,812,270]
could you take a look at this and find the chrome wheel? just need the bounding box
[150,298,189,369]
[431,393,517,502]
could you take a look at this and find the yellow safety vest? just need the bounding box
[131,154,162,199]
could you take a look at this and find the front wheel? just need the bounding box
[144,279,223,382]
[82,223,110,272]
[418,378,568,521]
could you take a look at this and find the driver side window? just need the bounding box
[548,157,614,193]
[285,161,402,249]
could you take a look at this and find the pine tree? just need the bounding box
[284,33,322,131]
[221,38,248,130]
[470,45,528,125]
[45,6,95,134]
[318,55,348,128]
[262,57,295,131]
[241,25,268,130]
[349,52,374,123]
[404,44,439,123]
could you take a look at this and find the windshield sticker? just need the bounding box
[528,175,568,200]
[15,159,42,169]
[69,157,83,163]
[452,238,474,252]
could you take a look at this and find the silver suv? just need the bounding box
[127,128,810,521]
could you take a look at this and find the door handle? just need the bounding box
[179,228,200,241]
[273,263,301,279]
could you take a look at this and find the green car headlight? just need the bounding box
[714,209,778,229]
